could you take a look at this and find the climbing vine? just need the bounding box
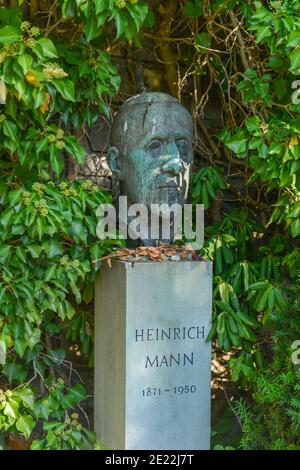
[0,0,299,449]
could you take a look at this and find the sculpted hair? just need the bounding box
[110,92,193,150]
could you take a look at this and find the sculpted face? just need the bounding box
[108,93,193,208]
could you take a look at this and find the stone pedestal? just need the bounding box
[94,260,212,450]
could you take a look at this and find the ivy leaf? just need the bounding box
[244,68,257,79]
[83,13,99,42]
[17,53,33,74]
[3,120,18,142]
[127,3,148,31]
[64,136,86,164]
[49,144,64,177]
[291,218,300,238]
[95,1,107,14]
[65,301,75,320]
[143,10,155,28]
[34,401,50,421]
[268,142,281,155]
[78,0,92,17]
[68,384,87,403]
[8,188,23,206]
[0,25,20,44]
[245,116,260,132]
[16,414,36,439]
[61,393,76,409]
[289,49,300,74]
[256,25,272,43]
[0,244,12,263]
[16,245,26,263]
[33,88,46,108]
[289,203,300,218]
[111,10,126,39]
[195,32,211,50]
[17,388,35,410]
[35,38,58,58]
[287,31,300,48]
[0,339,6,365]
[1,208,14,229]
[49,348,65,364]
[27,244,43,258]
[4,399,19,419]
[14,338,27,359]
[36,217,44,242]
[27,328,41,350]
[52,79,75,102]
[183,0,202,17]
[70,220,87,243]
[0,79,7,104]
[44,264,57,282]
[42,240,64,258]
[226,137,247,155]
[36,136,48,154]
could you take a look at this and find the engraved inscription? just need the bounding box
[134,325,205,369]
[142,385,197,397]
[135,326,205,342]
[145,352,194,368]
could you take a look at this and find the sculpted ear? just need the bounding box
[108,146,122,180]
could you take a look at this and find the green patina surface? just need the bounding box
[108,92,194,209]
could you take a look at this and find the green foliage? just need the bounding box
[233,398,263,450]
[195,203,293,384]
[0,379,87,438]
[213,444,236,450]
[61,0,149,44]
[194,203,289,383]
[0,0,148,185]
[218,1,300,238]
[1,378,97,449]
[31,379,97,450]
[188,0,299,391]
[0,179,120,444]
[0,0,138,447]
[184,0,203,18]
[0,0,299,450]
[190,167,226,209]
[0,11,121,177]
[31,417,97,450]
[0,386,35,438]
[235,275,300,449]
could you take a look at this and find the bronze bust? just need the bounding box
[108,92,194,245]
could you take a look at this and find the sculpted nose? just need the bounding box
[161,145,183,175]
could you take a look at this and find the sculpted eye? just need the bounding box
[176,138,192,162]
[146,140,162,153]
[176,138,188,149]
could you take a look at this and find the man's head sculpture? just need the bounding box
[108,92,194,244]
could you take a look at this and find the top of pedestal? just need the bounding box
[113,259,211,264]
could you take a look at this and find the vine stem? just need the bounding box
[220,376,243,431]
